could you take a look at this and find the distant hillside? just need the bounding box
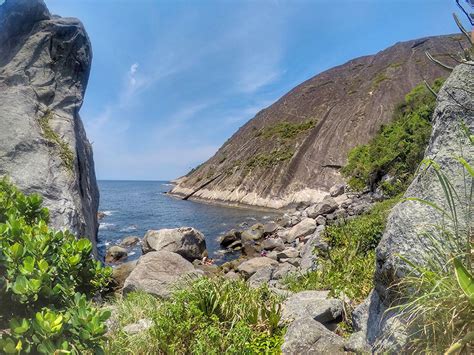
[171,34,466,209]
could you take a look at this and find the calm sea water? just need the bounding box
[97,180,280,263]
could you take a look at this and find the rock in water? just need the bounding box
[0,0,99,251]
[366,62,474,351]
[142,227,207,262]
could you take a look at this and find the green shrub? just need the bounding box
[284,197,399,303]
[106,278,285,354]
[0,178,112,354]
[256,120,316,140]
[342,79,444,195]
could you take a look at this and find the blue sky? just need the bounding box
[44,0,460,181]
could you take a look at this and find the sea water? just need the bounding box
[97,180,280,263]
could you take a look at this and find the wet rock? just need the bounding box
[241,223,265,242]
[142,227,207,262]
[219,229,241,247]
[120,236,140,248]
[105,246,128,264]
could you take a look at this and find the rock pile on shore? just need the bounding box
[106,184,381,352]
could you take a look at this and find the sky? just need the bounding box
[43,0,462,181]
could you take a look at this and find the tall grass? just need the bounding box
[106,278,284,354]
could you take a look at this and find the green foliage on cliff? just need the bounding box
[0,178,111,354]
[38,110,75,172]
[284,196,400,303]
[342,79,444,195]
[106,278,284,354]
[256,120,316,140]
[245,147,295,170]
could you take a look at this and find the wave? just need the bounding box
[99,223,115,230]
[120,225,138,232]
[102,210,116,216]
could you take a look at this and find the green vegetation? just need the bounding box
[106,278,284,354]
[284,197,400,303]
[393,126,473,353]
[342,79,444,194]
[371,72,390,89]
[0,178,112,354]
[256,120,316,140]
[245,147,295,170]
[38,110,75,172]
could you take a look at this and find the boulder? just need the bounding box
[305,196,338,218]
[367,63,474,350]
[281,317,345,354]
[263,221,279,235]
[223,270,241,281]
[123,251,201,298]
[120,236,140,248]
[227,240,243,250]
[105,246,128,264]
[277,247,299,260]
[236,257,278,279]
[0,0,99,252]
[285,218,316,243]
[261,237,285,251]
[314,215,326,226]
[111,260,137,290]
[329,184,345,197]
[218,229,241,247]
[276,214,292,227]
[248,265,275,288]
[282,291,343,325]
[142,227,207,262]
[241,223,265,242]
[272,262,297,280]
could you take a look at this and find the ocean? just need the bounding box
[97,180,280,263]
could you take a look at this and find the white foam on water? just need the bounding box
[99,223,115,230]
[120,225,137,232]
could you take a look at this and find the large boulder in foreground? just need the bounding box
[366,63,474,350]
[281,317,345,354]
[142,227,207,262]
[123,251,201,298]
[0,0,99,251]
[236,257,278,279]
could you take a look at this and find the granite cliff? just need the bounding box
[0,0,99,250]
[171,34,465,209]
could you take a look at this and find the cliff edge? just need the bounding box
[0,0,99,250]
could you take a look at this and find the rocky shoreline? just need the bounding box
[107,183,382,352]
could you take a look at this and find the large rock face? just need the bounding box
[171,35,465,208]
[365,62,474,350]
[0,0,99,250]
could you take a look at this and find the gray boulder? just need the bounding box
[218,229,241,247]
[105,245,128,264]
[285,218,316,243]
[281,317,345,354]
[277,247,299,260]
[261,237,285,251]
[142,227,207,262]
[120,236,141,248]
[237,257,278,279]
[0,0,99,251]
[282,290,343,325]
[111,260,137,290]
[305,196,338,218]
[248,265,275,288]
[263,221,279,235]
[241,223,265,242]
[367,63,474,350]
[329,184,345,197]
[272,262,298,280]
[123,251,201,298]
[123,319,153,335]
